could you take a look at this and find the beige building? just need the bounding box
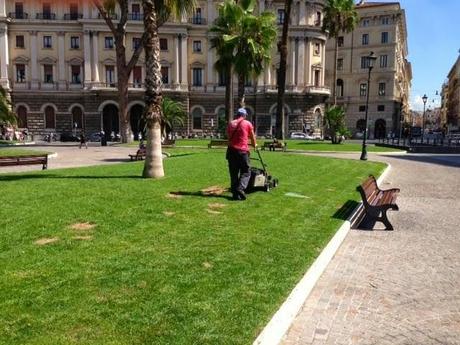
[325,1,411,139]
[0,0,330,139]
[445,56,460,129]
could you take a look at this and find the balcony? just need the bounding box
[128,13,143,21]
[8,12,28,19]
[36,13,56,20]
[304,85,331,95]
[98,13,118,20]
[64,13,83,20]
[189,17,207,25]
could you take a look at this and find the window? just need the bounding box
[377,105,385,112]
[315,11,321,26]
[359,105,366,112]
[381,16,390,25]
[337,36,344,47]
[362,34,369,45]
[70,36,80,49]
[16,35,24,48]
[43,35,52,48]
[17,106,27,128]
[218,71,227,87]
[379,55,388,68]
[15,2,24,18]
[132,37,141,50]
[159,38,168,51]
[45,106,55,128]
[193,40,202,53]
[314,70,320,87]
[361,18,370,27]
[69,3,79,19]
[43,3,51,19]
[72,107,83,128]
[378,82,386,96]
[277,9,285,25]
[105,37,114,49]
[106,65,115,86]
[44,64,53,83]
[356,119,366,131]
[16,64,26,82]
[381,32,389,43]
[360,83,367,97]
[71,65,81,84]
[133,66,142,87]
[192,68,203,86]
[361,56,370,69]
[314,43,320,56]
[131,3,141,20]
[337,58,343,71]
[336,79,344,97]
[192,108,202,130]
[193,8,203,24]
[161,66,169,84]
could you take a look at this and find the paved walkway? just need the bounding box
[282,153,460,345]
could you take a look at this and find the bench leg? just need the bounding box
[380,210,394,231]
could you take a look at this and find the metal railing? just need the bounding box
[128,13,143,20]
[36,13,56,20]
[189,17,207,25]
[64,13,83,20]
[8,12,28,19]
[98,13,118,20]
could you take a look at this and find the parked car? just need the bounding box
[60,132,79,142]
[89,132,103,142]
[290,132,308,139]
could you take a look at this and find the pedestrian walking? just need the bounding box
[79,132,88,149]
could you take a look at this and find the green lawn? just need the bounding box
[0,148,50,157]
[122,138,403,152]
[0,152,385,344]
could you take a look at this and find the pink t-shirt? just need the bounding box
[227,118,254,152]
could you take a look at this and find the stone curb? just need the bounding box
[253,164,392,345]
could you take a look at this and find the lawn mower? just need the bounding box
[247,148,279,192]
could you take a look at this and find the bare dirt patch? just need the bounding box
[35,237,59,245]
[166,193,183,199]
[163,211,176,217]
[202,261,213,269]
[201,185,227,196]
[208,203,226,209]
[207,209,222,215]
[70,222,96,231]
[72,235,93,241]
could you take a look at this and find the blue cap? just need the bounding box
[237,108,248,117]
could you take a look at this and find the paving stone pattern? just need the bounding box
[282,154,460,345]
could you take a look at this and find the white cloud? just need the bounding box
[410,94,441,111]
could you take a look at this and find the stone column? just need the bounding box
[0,0,6,17]
[57,31,66,90]
[180,34,188,89]
[305,38,311,85]
[173,35,180,89]
[299,0,306,25]
[0,25,9,89]
[298,37,305,87]
[207,0,214,23]
[206,44,214,91]
[83,30,92,88]
[289,38,296,87]
[321,41,326,85]
[29,31,39,89]
[91,31,100,85]
[259,0,265,12]
[82,0,90,19]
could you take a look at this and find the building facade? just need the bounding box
[0,0,330,139]
[445,56,460,129]
[325,1,411,139]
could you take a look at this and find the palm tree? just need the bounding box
[93,0,146,143]
[161,97,186,137]
[322,0,358,105]
[141,0,195,178]
[0,86,16,126]
[275,0,292,140]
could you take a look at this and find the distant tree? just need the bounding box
[324,105,350,144]
[0,86,16,126]
[322,0,358,105]
[161,97,186,137]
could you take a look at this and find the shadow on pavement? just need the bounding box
[384,154,460,168]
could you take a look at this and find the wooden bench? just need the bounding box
[262,141,287,152]
[208,140,228,149]
[162,138,176,148]
[129,148,146,161]
[0,155,48,170]
[357,175,400,230]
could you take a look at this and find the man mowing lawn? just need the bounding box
[226,108,257,201]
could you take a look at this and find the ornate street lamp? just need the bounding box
[421,94,428,143]
[360,52,378,161]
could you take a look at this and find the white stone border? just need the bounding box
[253,164,392,345]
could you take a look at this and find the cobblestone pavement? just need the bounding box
[282,153,460,345]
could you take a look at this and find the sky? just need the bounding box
[396,0,460,111]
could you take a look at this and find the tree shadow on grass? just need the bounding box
[0,174,142,182]
[169,190,234,201]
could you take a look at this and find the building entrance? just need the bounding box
[130,105,145,140]
[102,104,119,140]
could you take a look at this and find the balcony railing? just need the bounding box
[8,12,28,19]
[128,13,143,21]
[189,17,206,25]
[64,13,83,20]
[98,13,118,20]
[36,13,56,20]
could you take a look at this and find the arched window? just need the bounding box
[314,109,322,128]
[72,107,84,129]
[45,106,55,128]
[192,108,203,130]
[17,106,27,128]
[356,119,366,132]
[336,79,344,97]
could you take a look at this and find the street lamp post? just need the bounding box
[421,94,428,143]
[360,52,377,161]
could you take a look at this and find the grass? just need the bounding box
[0,148,50,157]
[0,152,385,344]
[122,139,403,152]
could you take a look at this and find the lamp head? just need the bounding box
[367,51,377,69]
[422,94,428,104]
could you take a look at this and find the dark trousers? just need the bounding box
[227,147,251,195]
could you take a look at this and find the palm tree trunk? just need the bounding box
[225,64,233,124]
[142,0,164,178]
[275,0,292,140]
[237,73,245,108]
